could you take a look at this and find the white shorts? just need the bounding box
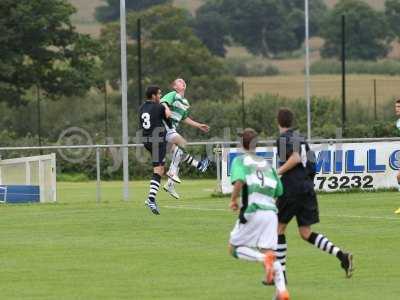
[165,128,181,143]
[229,210,278,250]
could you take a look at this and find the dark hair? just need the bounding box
[396,97,400,104]
[239,128,258,151]
[146,86,160,99]
[277,108,294,128]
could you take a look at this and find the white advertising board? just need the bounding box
[221,142,400,193]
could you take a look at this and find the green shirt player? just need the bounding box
[161,78,210,199]
[228,128,290,300]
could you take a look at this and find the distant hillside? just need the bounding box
[325,0,385,9]
[67,0,386,27]
[67,0,397,72]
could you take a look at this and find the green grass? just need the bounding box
[1,180,400,299]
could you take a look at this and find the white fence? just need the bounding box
[0,137,399,202]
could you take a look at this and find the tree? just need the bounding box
[95,0,171,23]
[0,0,102,106]
[385,0,400,39]
[221,0,299,57]
[282,0,328,46]
[99,4,239,108]
[192,1,229,57]
[192,0,327,58]
[321,0,393,60]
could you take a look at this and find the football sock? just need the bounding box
[307,232,343,259]
[273,260,287,292]
[170,146,200,171]
[170,147,184,174]
[234,246,264,262]
[147,173,161,203]
[182,153,200,169]
[166,177,176,190]
[276,234,287,278]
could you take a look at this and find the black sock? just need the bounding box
[276,234,287,281]
[307,231,342,259]
[183,153,199,168]
[148,173,161,202]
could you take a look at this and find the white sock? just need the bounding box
[273,261,287,292]
[167,159,180,188]
[235,247,264,262]
[170,147,184,175]
[166,178,175,188]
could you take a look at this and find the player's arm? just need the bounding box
[162,104,171,119]
[277,152,301,176]
[183,117,209,133]
[277,136,302,176]
[230,181,243,211]
[160,92,174,110]
[272,168,284,198]
[230,157,245,211]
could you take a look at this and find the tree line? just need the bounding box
[1,0,399,142]
[97,0,400,60]
[2,0,400,109]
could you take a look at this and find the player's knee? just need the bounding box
[299,227,311,240]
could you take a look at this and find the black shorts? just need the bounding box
[276,189,320,227]
[144,141,167,167]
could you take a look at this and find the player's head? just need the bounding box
[172,78,186,94]
[239,128,258,152]
[277,108,294,129]
[395,98,400,116]
[146,86,162,102]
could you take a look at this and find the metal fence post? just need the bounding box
[216,144,222,193]
[373,79,377,121]
[96,147,101,203]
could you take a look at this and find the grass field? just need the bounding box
[1,180,400,299]
[239,74,400,106]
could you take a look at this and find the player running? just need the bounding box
[275,108,354,281]
[161,78,211,199]
[138,86,171,215]
[228,128,290,300]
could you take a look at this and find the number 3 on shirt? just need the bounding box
[141,113,151,129]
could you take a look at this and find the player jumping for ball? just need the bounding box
[139,86,171,215]
[161,78,211,199]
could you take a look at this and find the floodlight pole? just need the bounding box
[137,18,143,108]
[36,85,43,155]
[341,15,347,135]
[305,0,311,140]
[120,0,129,201]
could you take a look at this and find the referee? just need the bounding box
[275,108,354,281]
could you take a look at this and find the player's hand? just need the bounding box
[230,200,239,211]
[198,124,210,133]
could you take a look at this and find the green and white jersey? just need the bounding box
[230,153,283,219]
[161,91,190,129]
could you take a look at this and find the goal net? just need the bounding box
[0,153,56,203]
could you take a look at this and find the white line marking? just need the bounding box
[162,205,400,220]
[321,214,400,221]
